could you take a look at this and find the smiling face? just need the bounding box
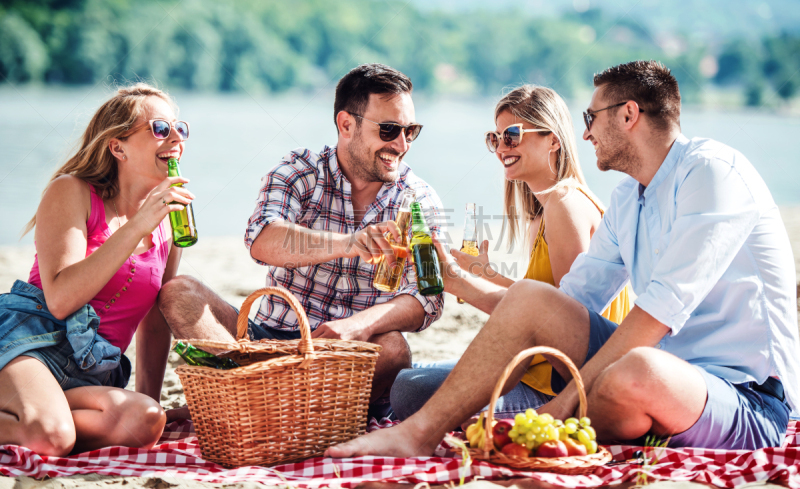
[116,95,185,186]
[582,87,636,175]
[344,92,415,184]
[493,110,559,189]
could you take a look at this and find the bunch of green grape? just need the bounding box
[509,409,598,454]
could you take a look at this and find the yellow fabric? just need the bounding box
[519,187,632,396]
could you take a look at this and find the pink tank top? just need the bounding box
[29,184,171,352]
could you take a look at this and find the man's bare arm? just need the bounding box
[312,294,427,341]
[250,219,401,268]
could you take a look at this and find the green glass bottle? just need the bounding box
[173,341,239,369]
[409,202,444,296]
[167,158,198,248]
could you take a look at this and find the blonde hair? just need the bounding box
[22,83,176,236]
[495,85,595,250]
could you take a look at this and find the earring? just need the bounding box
[122,155,127,160]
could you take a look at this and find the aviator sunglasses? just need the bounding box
[349,113,423,143]
[582,101,644,131]
[147,119,190,140]
[485,123,549,153]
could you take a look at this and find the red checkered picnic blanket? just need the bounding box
[2,419,799,488]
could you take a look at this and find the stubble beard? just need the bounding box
[345,126,401,184]
[596,120,637,176]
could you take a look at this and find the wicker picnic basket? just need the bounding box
[468,346,611,475]
[174,286,382,468]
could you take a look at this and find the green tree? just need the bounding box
[0,11,48,82]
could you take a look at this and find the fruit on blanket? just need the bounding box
[535,440,568,458]
[466,412,497,448]
[506,411,599,455]
[563,437,588,457]
[492,420,514,449]
[501,442,530,457]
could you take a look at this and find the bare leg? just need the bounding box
[367,331,412,404]
[326,280,591,458]
[0,356,76,456]
[587,347,706,442]
[66,386,166,453]
[0,356,166,456]
[136,304,172,402]
[158,275,239,342]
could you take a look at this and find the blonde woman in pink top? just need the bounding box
[0,84,193,456]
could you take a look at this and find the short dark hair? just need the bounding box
[333,64,413,131]
[593,60,681,132]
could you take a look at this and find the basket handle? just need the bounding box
[482,346,587,455]
[236,286,314,356]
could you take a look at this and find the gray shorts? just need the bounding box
[550,308,791,450]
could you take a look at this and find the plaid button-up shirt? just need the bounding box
[244,145,445,332]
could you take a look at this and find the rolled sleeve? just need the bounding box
[634,156,760,334]
[560,192,630,313]
[244,151,318,265]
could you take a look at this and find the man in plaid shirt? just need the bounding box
[159,64,445,415]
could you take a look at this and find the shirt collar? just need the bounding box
[328,146,345,188]
[642,133,689,198]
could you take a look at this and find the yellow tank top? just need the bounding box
[519,187,632,396]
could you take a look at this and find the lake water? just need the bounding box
[2,86,799,249]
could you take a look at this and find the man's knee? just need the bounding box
[505,279,554,303]
[371,331,412,371]
[158,275,202,308]
[591,347,657,402]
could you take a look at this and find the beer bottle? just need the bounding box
[167,158,198,248]
[373,189,415,292]
[409,202,444,296]
[457,203,479,304]
[173,341,239,369]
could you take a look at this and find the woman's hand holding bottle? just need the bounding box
[129,176,194,237]
[450,240,494,278]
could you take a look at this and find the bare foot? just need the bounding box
[325,423,439,458]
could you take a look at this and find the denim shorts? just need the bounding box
[24,344,131,391]
[390,359,553,421]
[550,308,791,450]
[0,280,131,391]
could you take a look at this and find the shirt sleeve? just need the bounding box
[395,185,445,332]
[560,190,631,314]
[634,155,761,334]
[244,151,318,265]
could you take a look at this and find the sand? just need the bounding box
[1,206,799,488]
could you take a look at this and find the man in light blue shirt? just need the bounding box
[327,61,798,458]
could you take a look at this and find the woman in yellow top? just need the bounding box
[389,85,631,420]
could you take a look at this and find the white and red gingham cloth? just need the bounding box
[1,419,799,488]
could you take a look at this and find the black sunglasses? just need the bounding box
[583,101,644,131]
[349,113,423,143]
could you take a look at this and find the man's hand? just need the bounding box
[311,315,371,341]
[345,221,404,265]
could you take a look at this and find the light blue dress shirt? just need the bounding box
[560,134,799,414]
